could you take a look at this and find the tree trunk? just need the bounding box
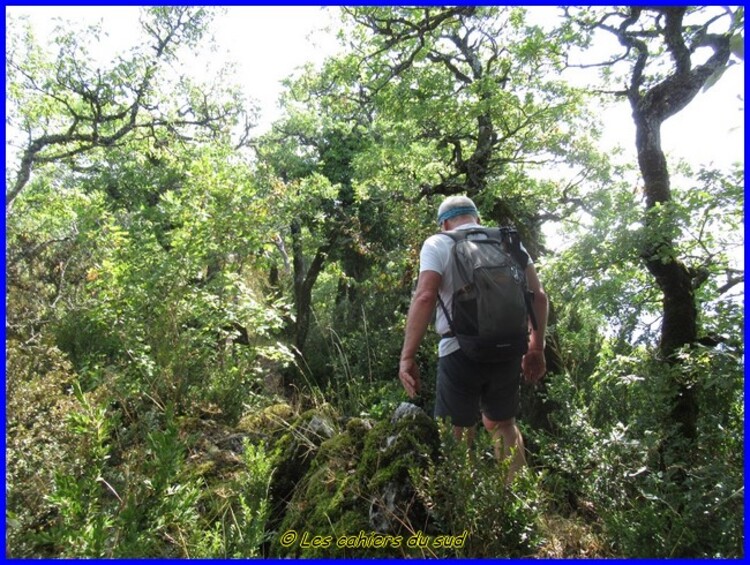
[290,220,334,352]
[634,113,699,439]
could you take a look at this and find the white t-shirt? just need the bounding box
[419,223,533,357]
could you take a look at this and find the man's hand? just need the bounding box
[522,349,546,384]
[399,358,421,398]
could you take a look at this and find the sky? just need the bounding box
[6,5,744,171]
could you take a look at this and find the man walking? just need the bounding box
[398,195,548,478]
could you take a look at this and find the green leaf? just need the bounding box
[729,33,744,61]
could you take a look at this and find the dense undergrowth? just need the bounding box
[6,326,743,557]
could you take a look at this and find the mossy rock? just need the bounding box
[272,417,373,557]
[357,405,439,491]
[270,403,440,557]
[237,402,295,440]
[266,405,339,533]
[357,403,440,536]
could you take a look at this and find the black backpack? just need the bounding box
[437,227,537,363]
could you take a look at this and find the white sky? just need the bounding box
[6,5,744,170]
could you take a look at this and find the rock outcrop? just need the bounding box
[267,402,440,557]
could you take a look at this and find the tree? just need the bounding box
[5,4,258,360]
[5,6,254,213]
[341,7,604,223]
[564,6,743,440]
[254,84,357,353]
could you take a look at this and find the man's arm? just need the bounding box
[523,264,548,384]
[399,269,442,398]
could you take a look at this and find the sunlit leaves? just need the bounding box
[6,7,255,210]
[140,6,216,60]
[336,6,605,206]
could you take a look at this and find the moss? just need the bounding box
[316,417,371,462]
[266,406,339,535]
[236,402,295,440]
[355,407,440,539]
[357,409,440,491]
[344,416,372,448]
[271,405,441,557]
[272,418,369,557]
[189,460,218,479]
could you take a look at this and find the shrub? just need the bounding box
[190,440,276,557]
[411,421,543,557]
[530,344,744,558]
[5,340,82,557]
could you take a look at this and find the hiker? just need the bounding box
[398,195,548,477]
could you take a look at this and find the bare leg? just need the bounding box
[452,424,476,443]
[482,415,526,481]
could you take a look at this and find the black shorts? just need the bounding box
[434,348,522,427]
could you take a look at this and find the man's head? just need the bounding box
[437,195,479,230]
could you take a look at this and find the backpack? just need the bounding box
[437,227,537,363]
